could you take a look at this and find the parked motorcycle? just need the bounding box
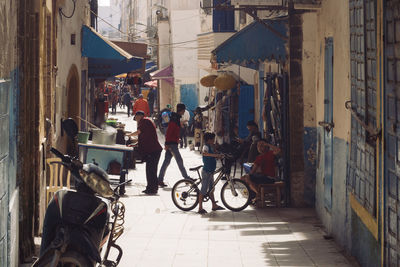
[33,118,130,267]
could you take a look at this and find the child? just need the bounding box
[198,132,225,214]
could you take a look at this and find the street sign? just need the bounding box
[231,0,282,5]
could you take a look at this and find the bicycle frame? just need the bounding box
[191,157,237,198]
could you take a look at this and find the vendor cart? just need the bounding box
[78,142,134,195]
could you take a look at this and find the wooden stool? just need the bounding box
[257,181,285,208]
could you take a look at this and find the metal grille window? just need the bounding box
[348,0,377,216]
[202,0,212,15]
[385,0,400,264]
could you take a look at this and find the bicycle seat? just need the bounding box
[189,165,203,171]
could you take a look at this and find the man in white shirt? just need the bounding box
[180,109,190,148]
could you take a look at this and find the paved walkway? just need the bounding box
[108,108,356,267]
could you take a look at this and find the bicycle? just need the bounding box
[171,153,251,212]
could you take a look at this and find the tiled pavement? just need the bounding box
[111,109,357,267]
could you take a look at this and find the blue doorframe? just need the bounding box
[324,37,334,210]
[238,85,255,138]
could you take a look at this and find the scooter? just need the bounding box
[33,118,130,267]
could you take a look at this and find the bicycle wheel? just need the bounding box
[220,179,251,212]
[171,179,199,211]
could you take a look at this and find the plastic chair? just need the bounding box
[46,158,71,205]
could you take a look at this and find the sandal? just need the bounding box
[212,205,225,211]
[198,209,207,214]
[250,197,260,206]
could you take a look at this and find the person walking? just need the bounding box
[180,109,190,148]
[123,91,132,117]
[111,89,118,114]
[158,103,192,187]
[147,88,155,116]
[132,94,150,117]
[128,111,162,194]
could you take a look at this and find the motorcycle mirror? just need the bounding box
[62,118,79,139]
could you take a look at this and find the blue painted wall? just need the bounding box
[315,128,381,266]
[238,85,255,139]
[180,84,198,116]
[351,210,379,267]
[0,69,19,267]
[303,127,317,206]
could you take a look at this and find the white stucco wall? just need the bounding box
[302,12,317,129]
[170,9,201,104]
[55,0,90,140]
[314,1,351,142]
[158,20,172,68]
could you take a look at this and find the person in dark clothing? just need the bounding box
[158,103,192,187]
[128,111,162,194]
[123,92,132,117]
[237,120,261,162]
[147,88,155,116]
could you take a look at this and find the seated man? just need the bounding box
[241,139,281,202]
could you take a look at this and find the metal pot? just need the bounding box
[91,128,116,145]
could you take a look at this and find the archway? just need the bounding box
[67,64,80,122]
[66,65,80,155]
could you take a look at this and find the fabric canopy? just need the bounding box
[144,80,158,88]
[212,19,287,69]
[151,65,173,79]
[150,65,174,85]
[82,25,144,78]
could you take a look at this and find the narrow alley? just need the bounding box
[1,0,399,266]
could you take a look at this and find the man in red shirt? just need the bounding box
[132,94,150,117]
[158,103,192,187]
[129,111,162,194]
[241,139,281,201]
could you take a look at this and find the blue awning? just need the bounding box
[212,19,288,69]
[145,61,157,73]
[82,25,144,78]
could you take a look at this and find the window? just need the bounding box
[348,0,377,216]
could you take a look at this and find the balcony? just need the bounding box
[197,32,236,63]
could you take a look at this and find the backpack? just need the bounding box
[161,111,171,127]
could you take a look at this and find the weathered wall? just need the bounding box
[289,12,305,207]
[55,0,90,148]
[157,20,173,109]
[170,9,200,106]
[310,0,354,257]
[302,12,317,207]
[0,1,19,266]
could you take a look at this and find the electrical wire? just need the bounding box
[59,0,76,19]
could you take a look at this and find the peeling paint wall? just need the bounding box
[0,1,19,266]
[311,0,352,243]
[306,0,380,265]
